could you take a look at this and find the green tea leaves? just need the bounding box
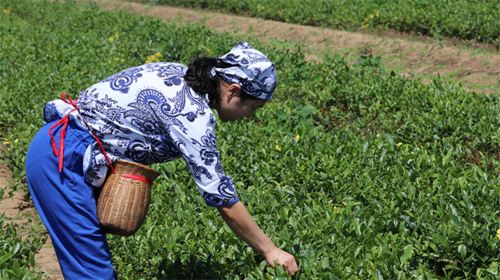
[400,245,413,266]
[0,0,498,278]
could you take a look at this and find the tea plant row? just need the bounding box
[0,0,498,278]
[144,0,500,44]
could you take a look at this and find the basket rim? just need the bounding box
[114,159,159,175]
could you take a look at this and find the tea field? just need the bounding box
[142,0,500,44]
[0,0,499,279]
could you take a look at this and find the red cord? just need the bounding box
[48,112,75,171]
[122,174,151,185]
[48,92,115,173]
[91,130,115,174]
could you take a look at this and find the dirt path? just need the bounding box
[84,0,499,94]
[0,147,63,280]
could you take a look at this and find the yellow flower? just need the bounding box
[396,142,403,148]
[333,207,342,214]
[362,11,379,29]
[108,32,120,43]
[294,134,301,142]
[145,52,164,63]
[3,8,12,15]
[497,228,500,240]
[274,145,282,152]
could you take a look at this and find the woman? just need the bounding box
[26,41,299,279]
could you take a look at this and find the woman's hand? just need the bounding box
[218,202,299,276]
[264,246,299,276]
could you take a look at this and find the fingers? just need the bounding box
[265,248,299,276]
[289,263,299,275]
[284,256,299,276]
[276,253,299,276]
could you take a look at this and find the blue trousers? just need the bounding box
[26,119,117,279]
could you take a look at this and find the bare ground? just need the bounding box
[0,146,63,280]
[84,0,499,94]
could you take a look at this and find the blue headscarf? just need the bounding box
[212,42,277,100]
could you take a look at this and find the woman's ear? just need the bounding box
[227,83,241,96]
[225,83,242,103]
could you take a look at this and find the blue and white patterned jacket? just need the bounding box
[43,62,239,207]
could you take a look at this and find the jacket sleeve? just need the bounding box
[168,112,240,207]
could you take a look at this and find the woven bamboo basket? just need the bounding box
[97,160,159,236]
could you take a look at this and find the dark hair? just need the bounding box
[184,57,228,107]
[184,57,261,107]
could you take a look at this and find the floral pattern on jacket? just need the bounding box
[43,62,239,207]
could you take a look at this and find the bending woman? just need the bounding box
[25,41,298,279]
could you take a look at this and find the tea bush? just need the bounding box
[145,0,500,44]
[0,0,498,279]
[0,215,43,279]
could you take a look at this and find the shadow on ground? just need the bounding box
[155,256,227,279]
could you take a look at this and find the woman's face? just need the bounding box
[216,82,267,122]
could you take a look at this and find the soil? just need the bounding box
[0,146,63,280]
[84,0,499,94]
